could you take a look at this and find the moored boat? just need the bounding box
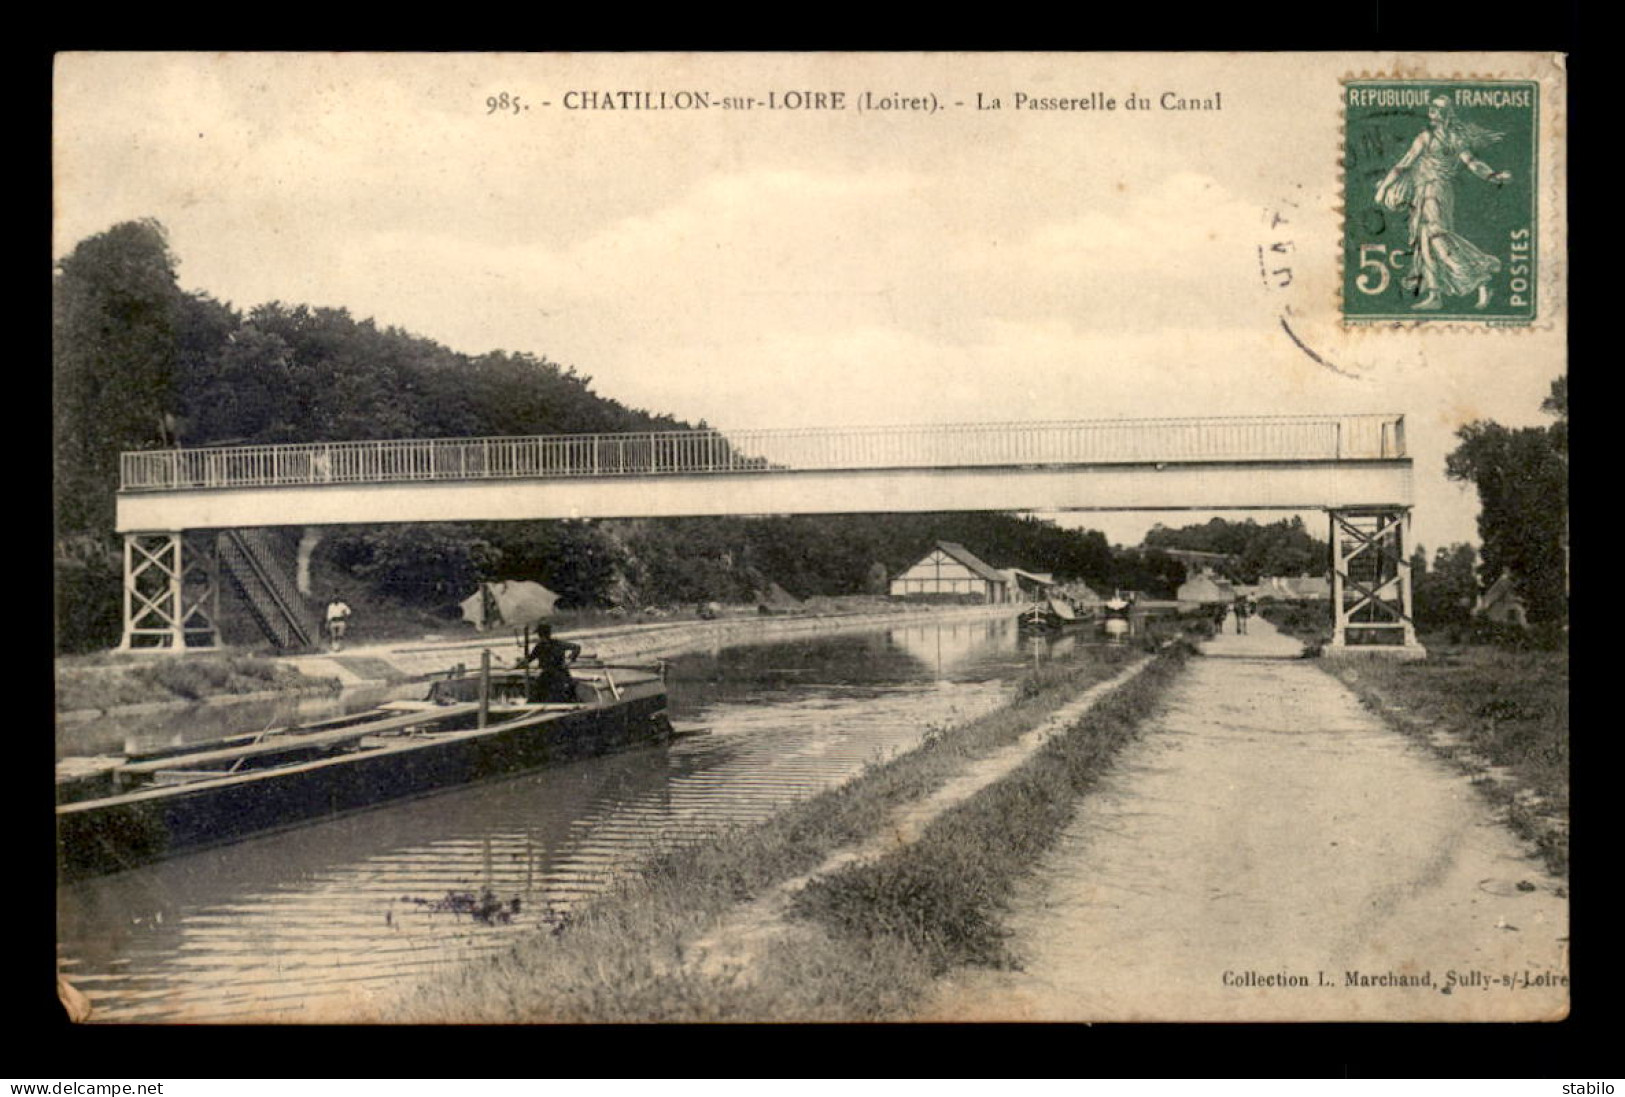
[1017,597,1088,635]
[56,658,674,879]
[1100,593,1134,641]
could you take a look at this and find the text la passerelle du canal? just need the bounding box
[547,89,1222,112]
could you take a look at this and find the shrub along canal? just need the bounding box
[57,614,1134,1023]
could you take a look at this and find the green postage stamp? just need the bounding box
[1344,79,1538,323]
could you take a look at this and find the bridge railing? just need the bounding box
[120,414,1407,493]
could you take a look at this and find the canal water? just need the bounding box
[57,617,1103,1023]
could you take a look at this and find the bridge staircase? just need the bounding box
[219,529,321,651]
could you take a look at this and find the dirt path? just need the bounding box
[922,617,1570,1022]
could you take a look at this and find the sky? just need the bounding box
[53,52,1567,552]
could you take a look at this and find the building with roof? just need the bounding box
[1004,567,1058,602]
[1251,575,1331,600]
[1477,573,1529,626]
[1176,574,1239,605]
[890,541,1013,603]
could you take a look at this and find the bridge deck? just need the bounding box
[122,415,1406,491]
[116,415,1412,531]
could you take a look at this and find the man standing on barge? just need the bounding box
[517,622,582,703]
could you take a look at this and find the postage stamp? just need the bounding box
[1343,79,1539,324]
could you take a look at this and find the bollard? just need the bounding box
[478,649,491,729]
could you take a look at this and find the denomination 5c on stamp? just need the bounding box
[1344,80,1538,323]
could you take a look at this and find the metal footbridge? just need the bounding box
[114,414,1420,653]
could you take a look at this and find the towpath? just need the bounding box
[271,604,1012,688]
[922,616,1569,1022]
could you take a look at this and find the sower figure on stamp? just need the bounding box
[517,621,582,703]
[1374,96,1513,311]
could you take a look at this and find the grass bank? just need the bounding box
[378,642,1188,1023]
[54,653,340,713]
[1323,644,1569,877]
[1256,600,1332,647]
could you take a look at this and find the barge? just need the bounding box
[1017,597,1089,635]
[56,659,674,879]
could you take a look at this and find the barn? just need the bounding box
[889,541,1013,603]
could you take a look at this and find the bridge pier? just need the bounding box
[118,531,223,651]
[1325,508,1425,659]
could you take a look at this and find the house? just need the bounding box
[1477,573,1529,626]
[1251,576,1291,600]
[1176,574,1238,605]
[1284,576,1331,600]
[890,541,1013,603]
[1250,575,1331,601]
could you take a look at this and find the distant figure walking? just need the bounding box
[517,622,582,703]
[325,599,353,652]
[1233,594,1250,635]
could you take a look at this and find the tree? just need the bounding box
[1105,548,1187,599]
[1143,516,1327,583]
[1412,543,1478,631]
[1445,381,1568,625]
[170,292,246,444]
[53,221,207,652]
[326,525,499,606]
[478,520,625,609]
[176,324,297,444]
[1542,375,1567,457]
[53,220,187,535]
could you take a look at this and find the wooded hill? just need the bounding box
[55,220,1191,652]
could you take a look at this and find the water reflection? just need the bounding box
[57,616,1107,1023]
[58,747,675,1022]
[881,619,1012,681]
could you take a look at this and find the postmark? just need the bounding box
[1343,79,1538,324]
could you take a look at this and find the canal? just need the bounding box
[57,616,1110,1023]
